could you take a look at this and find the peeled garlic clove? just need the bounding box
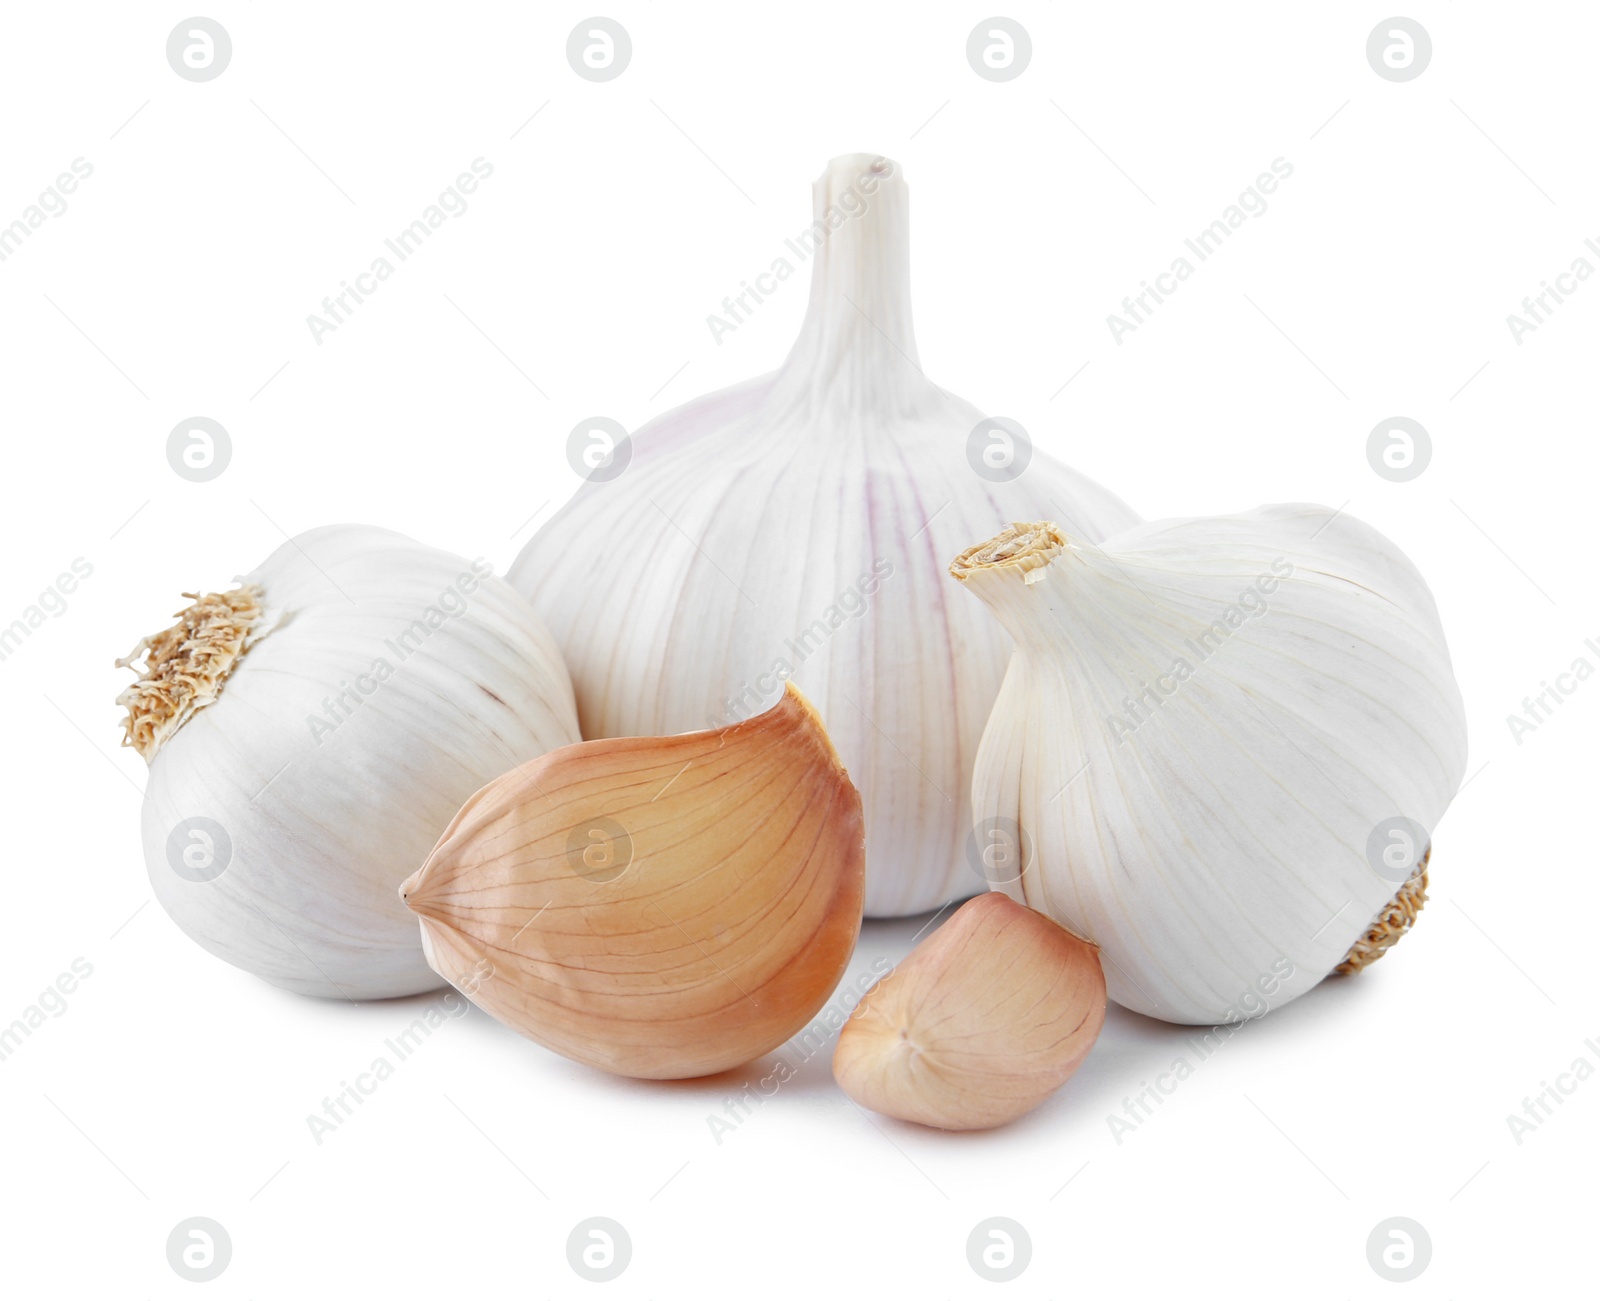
[951,512,1468,1025]
[508,154,1140,918]
[401,683,866,1080]
[119,524,580,999]
[833,894,1106,1130]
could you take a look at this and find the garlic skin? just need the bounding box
[834,893,1106,1130]
[508,154,1139,917]
[400,684,865,1080]
[121,525,580,1000]
[951,511,1468,1025]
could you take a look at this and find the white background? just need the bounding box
[1,3,1594,1296]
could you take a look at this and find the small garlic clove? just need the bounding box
[833,894,1106,1131]
[401,683,865,1080]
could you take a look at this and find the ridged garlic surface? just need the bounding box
[951,511,1468,1025]
[508,154,1139,916]
[121,525,580,999]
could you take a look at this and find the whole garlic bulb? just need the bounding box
[118,525,580,999]
[950,511,1468,1025]
[509,154,1139,916]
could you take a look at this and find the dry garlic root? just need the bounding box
[401,684,865,1080]
[833,894,1106,1130]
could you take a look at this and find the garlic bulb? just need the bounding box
[401,684,865,1079]
[950,511,1468,1025]
[834,893,1105,1130]
[508,153,1139,916]
[118,525,580,999]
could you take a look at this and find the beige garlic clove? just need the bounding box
[833,893,1106,1131]
[400,683,865,1080]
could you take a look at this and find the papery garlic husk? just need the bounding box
[950,511,1468,1025]
[834,893,1106,1130]
[400,684,866,1080]
[507,153,1139,917]
[119,524,580,999]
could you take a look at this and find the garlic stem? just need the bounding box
[949,522,1106,658]
[768,154,927,416]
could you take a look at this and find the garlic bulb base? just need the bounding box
[1334,847,1430,976]
[116,585,274,761]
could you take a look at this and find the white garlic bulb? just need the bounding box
[950,511,1468,1025]
[508,154,1139,916]
[118,525,580,999]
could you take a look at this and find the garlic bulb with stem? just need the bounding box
[401,683,865,1079]
[118,524,580,1000]
[509,153,1139,917]
[950,511,1468,1025]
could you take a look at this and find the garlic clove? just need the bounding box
[120,525,580,1000]
[951,512,1468,1025]
[400,683,866,1080]
[833,893,1106,1131]
[508,154,1141,919]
